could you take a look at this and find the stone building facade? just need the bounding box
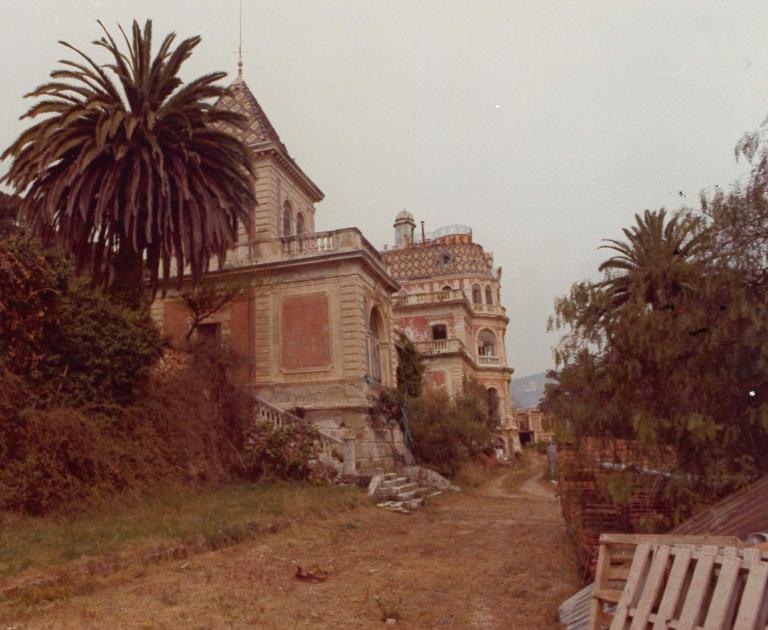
[152,75,521,469]
[381,214,521,456]
[514,408,554,446]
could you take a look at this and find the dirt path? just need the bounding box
[6,461,580,629]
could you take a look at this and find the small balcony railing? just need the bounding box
[280,231,337,256]
[413,338,466,355]
[478,355,501,366]
[393,289,466,306]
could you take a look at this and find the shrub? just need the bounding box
[0,238,162,406]
[399,379,497,477]
[0,348,254,515]
[242,420,324,482]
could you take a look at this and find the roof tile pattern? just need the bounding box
[382,242,491,280]
[215,78,282,146]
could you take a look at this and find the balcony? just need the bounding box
[213,228,385,270]
[413,338,466,356]
[477,355,501,367]
[472,303,506,315]
[392,290,506,317]
[393,289,465,306]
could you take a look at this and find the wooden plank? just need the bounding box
[677,551,716,630]
[590,539,614,630]
[702,555,741,630]
[734,561,768,630]
[653,547,693,630]
[592,587,624,604]
[611,543,654,630]
[599,533,741,548]
[631,545,672,630]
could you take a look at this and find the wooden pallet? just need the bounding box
[606,541,768,630]
[589,534,743,630]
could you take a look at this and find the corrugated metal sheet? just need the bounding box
[559,584,593,630]
[671,475,768,537]
[558,475,768,629]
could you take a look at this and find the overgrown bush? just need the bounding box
[377,378,496,477]
[0,238,162,406]
[0,345,254,515]
[242,420,326,482]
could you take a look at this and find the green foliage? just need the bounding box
[544,196,768,516]
[0,349,253,515]
[396,332,425,398]
[0,239,161,406]
[406,379,496,477]
[242,420,327,482]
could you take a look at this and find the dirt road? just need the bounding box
[7,461,580,629]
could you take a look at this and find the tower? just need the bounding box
[393,209,416,248]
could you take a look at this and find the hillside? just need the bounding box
[510,372,553,409]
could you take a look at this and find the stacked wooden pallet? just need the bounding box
[588,533,768,629]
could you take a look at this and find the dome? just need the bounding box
[394,209,415,224]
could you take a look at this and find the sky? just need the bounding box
[2,1,768,377]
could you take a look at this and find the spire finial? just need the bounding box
[237,0,243,78]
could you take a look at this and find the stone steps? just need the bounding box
[370,471,434,514]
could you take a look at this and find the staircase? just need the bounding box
[251,396,355,476]
[371,472,441,514]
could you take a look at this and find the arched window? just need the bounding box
[296,212,305,235]
[472,284,482,304]
[477,329,496,356]
[485,286,493,305]
[487,387,500,423]
[282,201,293,236]
[367,307,384,383]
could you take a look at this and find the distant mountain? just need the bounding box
[510,372,553,409]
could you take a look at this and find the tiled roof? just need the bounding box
[382,242,492,280]
[215,77,324,202]
[215,77,281,146]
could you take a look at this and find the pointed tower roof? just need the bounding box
[216,77,324,202]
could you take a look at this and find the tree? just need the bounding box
[545,201,768,516]
[0,192,21,238]
[598,209,707,312]
[1,20,256,302]
[395,332,425,398]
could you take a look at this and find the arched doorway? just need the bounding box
[477,329,497,357]
[296,212,305,235]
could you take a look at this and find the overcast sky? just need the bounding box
[2,1,768,377]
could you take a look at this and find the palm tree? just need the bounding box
[1,20,256,300]
[598,209,707,311]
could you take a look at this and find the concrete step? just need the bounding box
[387,481,419,494]
[394,489,422,502]
[380,476,408,489]
[382,473,399,481]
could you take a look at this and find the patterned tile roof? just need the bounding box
[215,77,282,146]
[382,242,492,280]
[215,77,324,202]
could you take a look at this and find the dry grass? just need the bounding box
[1,460,580,629]
[0,481,363,581]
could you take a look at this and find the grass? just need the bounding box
[0,481,364,580]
